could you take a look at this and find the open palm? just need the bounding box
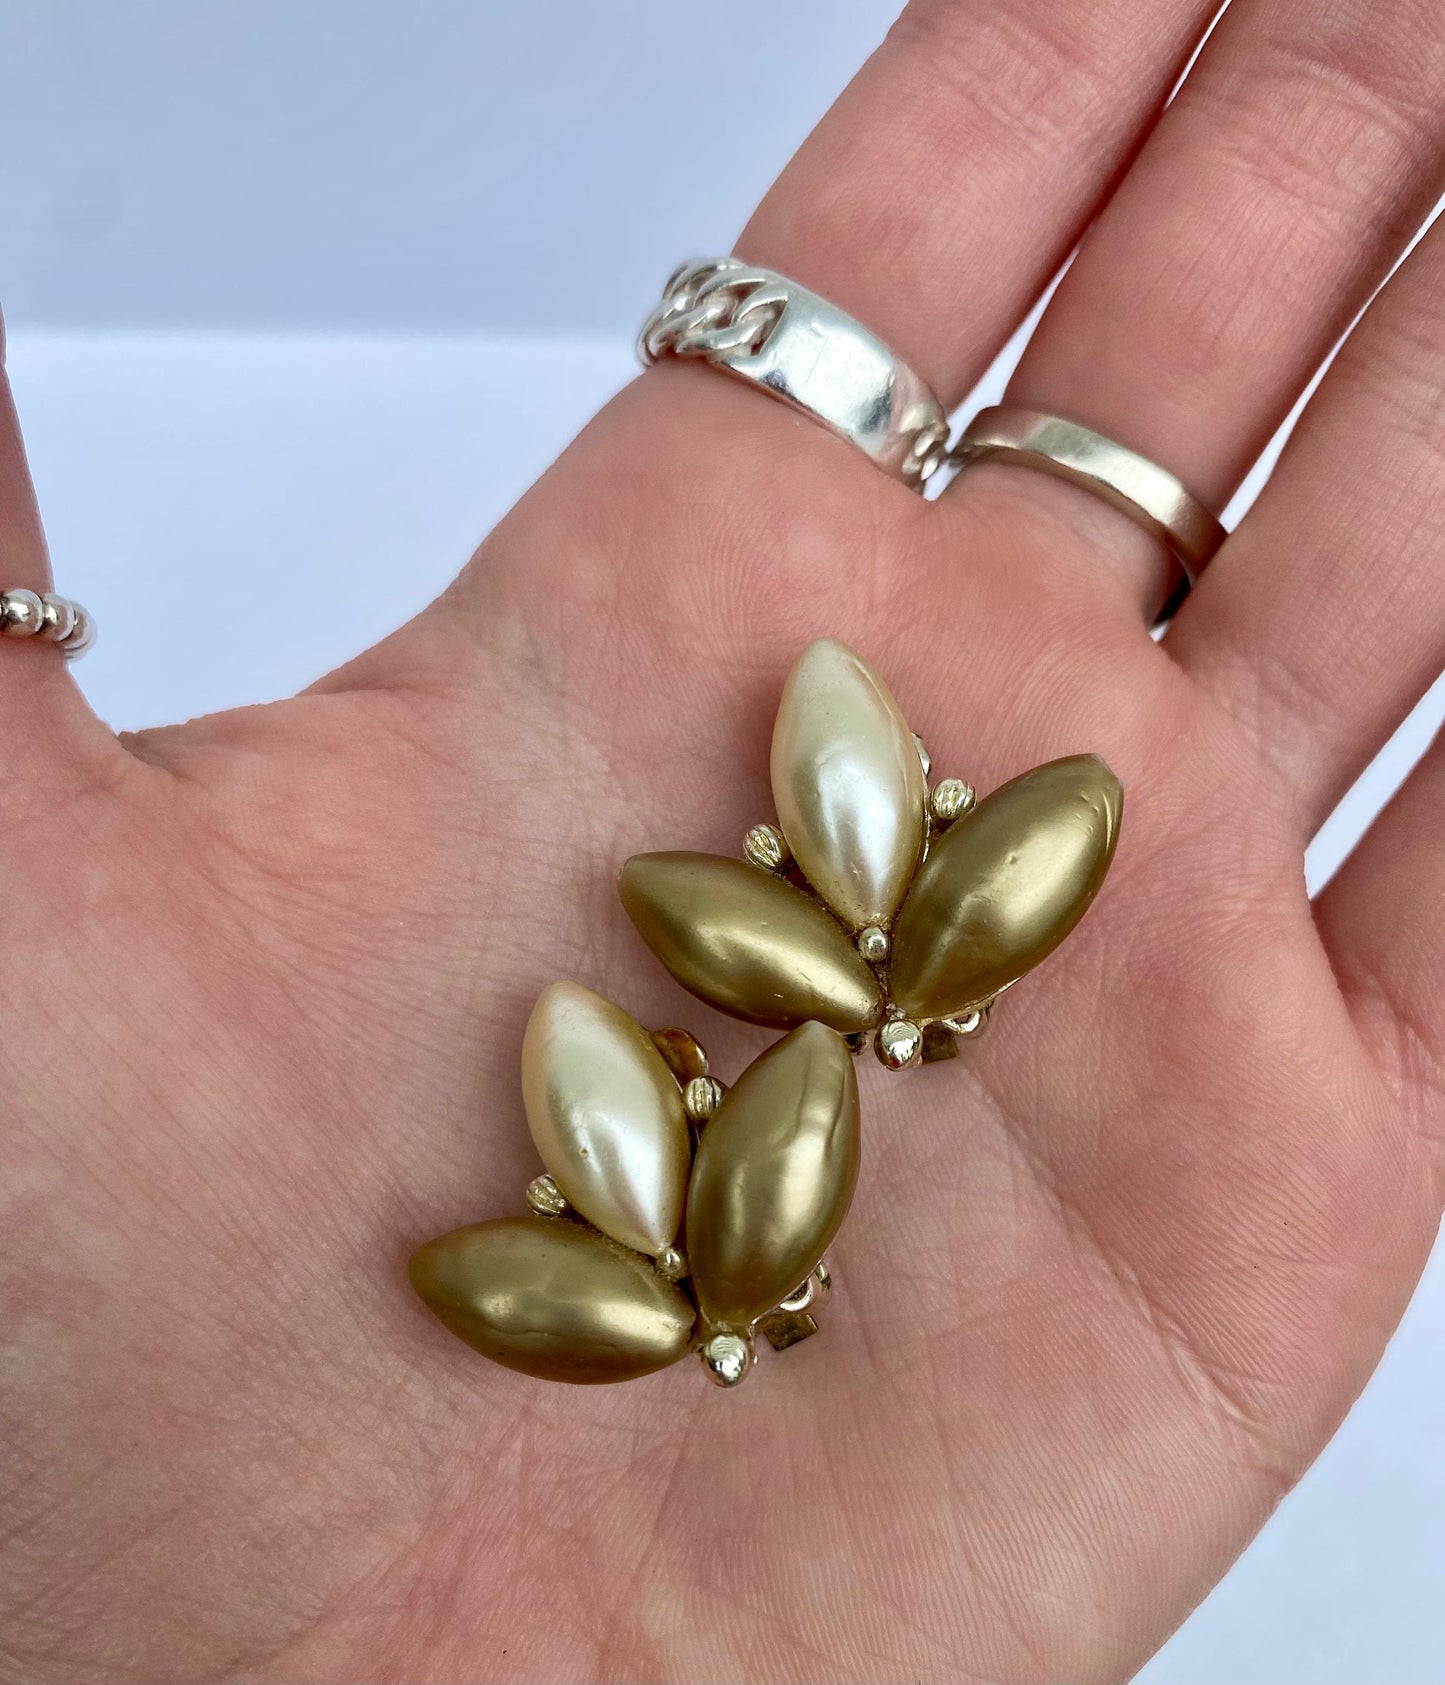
[5,2,1445,1680]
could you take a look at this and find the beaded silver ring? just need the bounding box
[0,590,95,658]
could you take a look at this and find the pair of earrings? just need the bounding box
[409,639,1121,1388]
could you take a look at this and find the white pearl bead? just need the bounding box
[769,639,926,931]
[521,982,690,1258]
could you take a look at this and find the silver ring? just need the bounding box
[639,257,950,490]
[951,406,1227,622]
[0,589,95,658]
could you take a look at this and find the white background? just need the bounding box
[3,4,1443,1679]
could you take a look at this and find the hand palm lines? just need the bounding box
[2,372,1435,1683]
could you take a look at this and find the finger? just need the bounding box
[733,0,1218,408]
[1170,208,1445,829]
[0,319,51,588]
[0,316,101,755]
[1315,721,1445,1135]
[956,0,1445,615]
[374,0,1221,689]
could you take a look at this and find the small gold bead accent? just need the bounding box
[683,1075,726,1124]
[875,1018,923,1071]
[929,778,976,827]
[655,1245,687,1281]
[700,1329,755,1388]
[526,1174,568,1217]
[856,924,890,964]
[650,1026,709,1085]
[743,822,790,872]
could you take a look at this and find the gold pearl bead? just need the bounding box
[410,1216,696,1384]
[893,756,1122,1022]
[686,1021,859,1330]
[619,852,883,1034]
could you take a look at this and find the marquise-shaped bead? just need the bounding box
[770,639,927,931]
[408,1215,695,1385]
[618,853,883,1034]
[891,754,1122,1021]
[686,1021,860,1330]
[521,981,690,1257]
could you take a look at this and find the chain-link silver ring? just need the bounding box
[640,258,950,490]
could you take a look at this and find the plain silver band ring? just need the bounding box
[951,406,1227,624]
[640,258,951,490]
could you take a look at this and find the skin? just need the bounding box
[3,0,1445,1678]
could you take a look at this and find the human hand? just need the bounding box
[4,0,1445,1679]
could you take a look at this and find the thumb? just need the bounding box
[0,308,117,785]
